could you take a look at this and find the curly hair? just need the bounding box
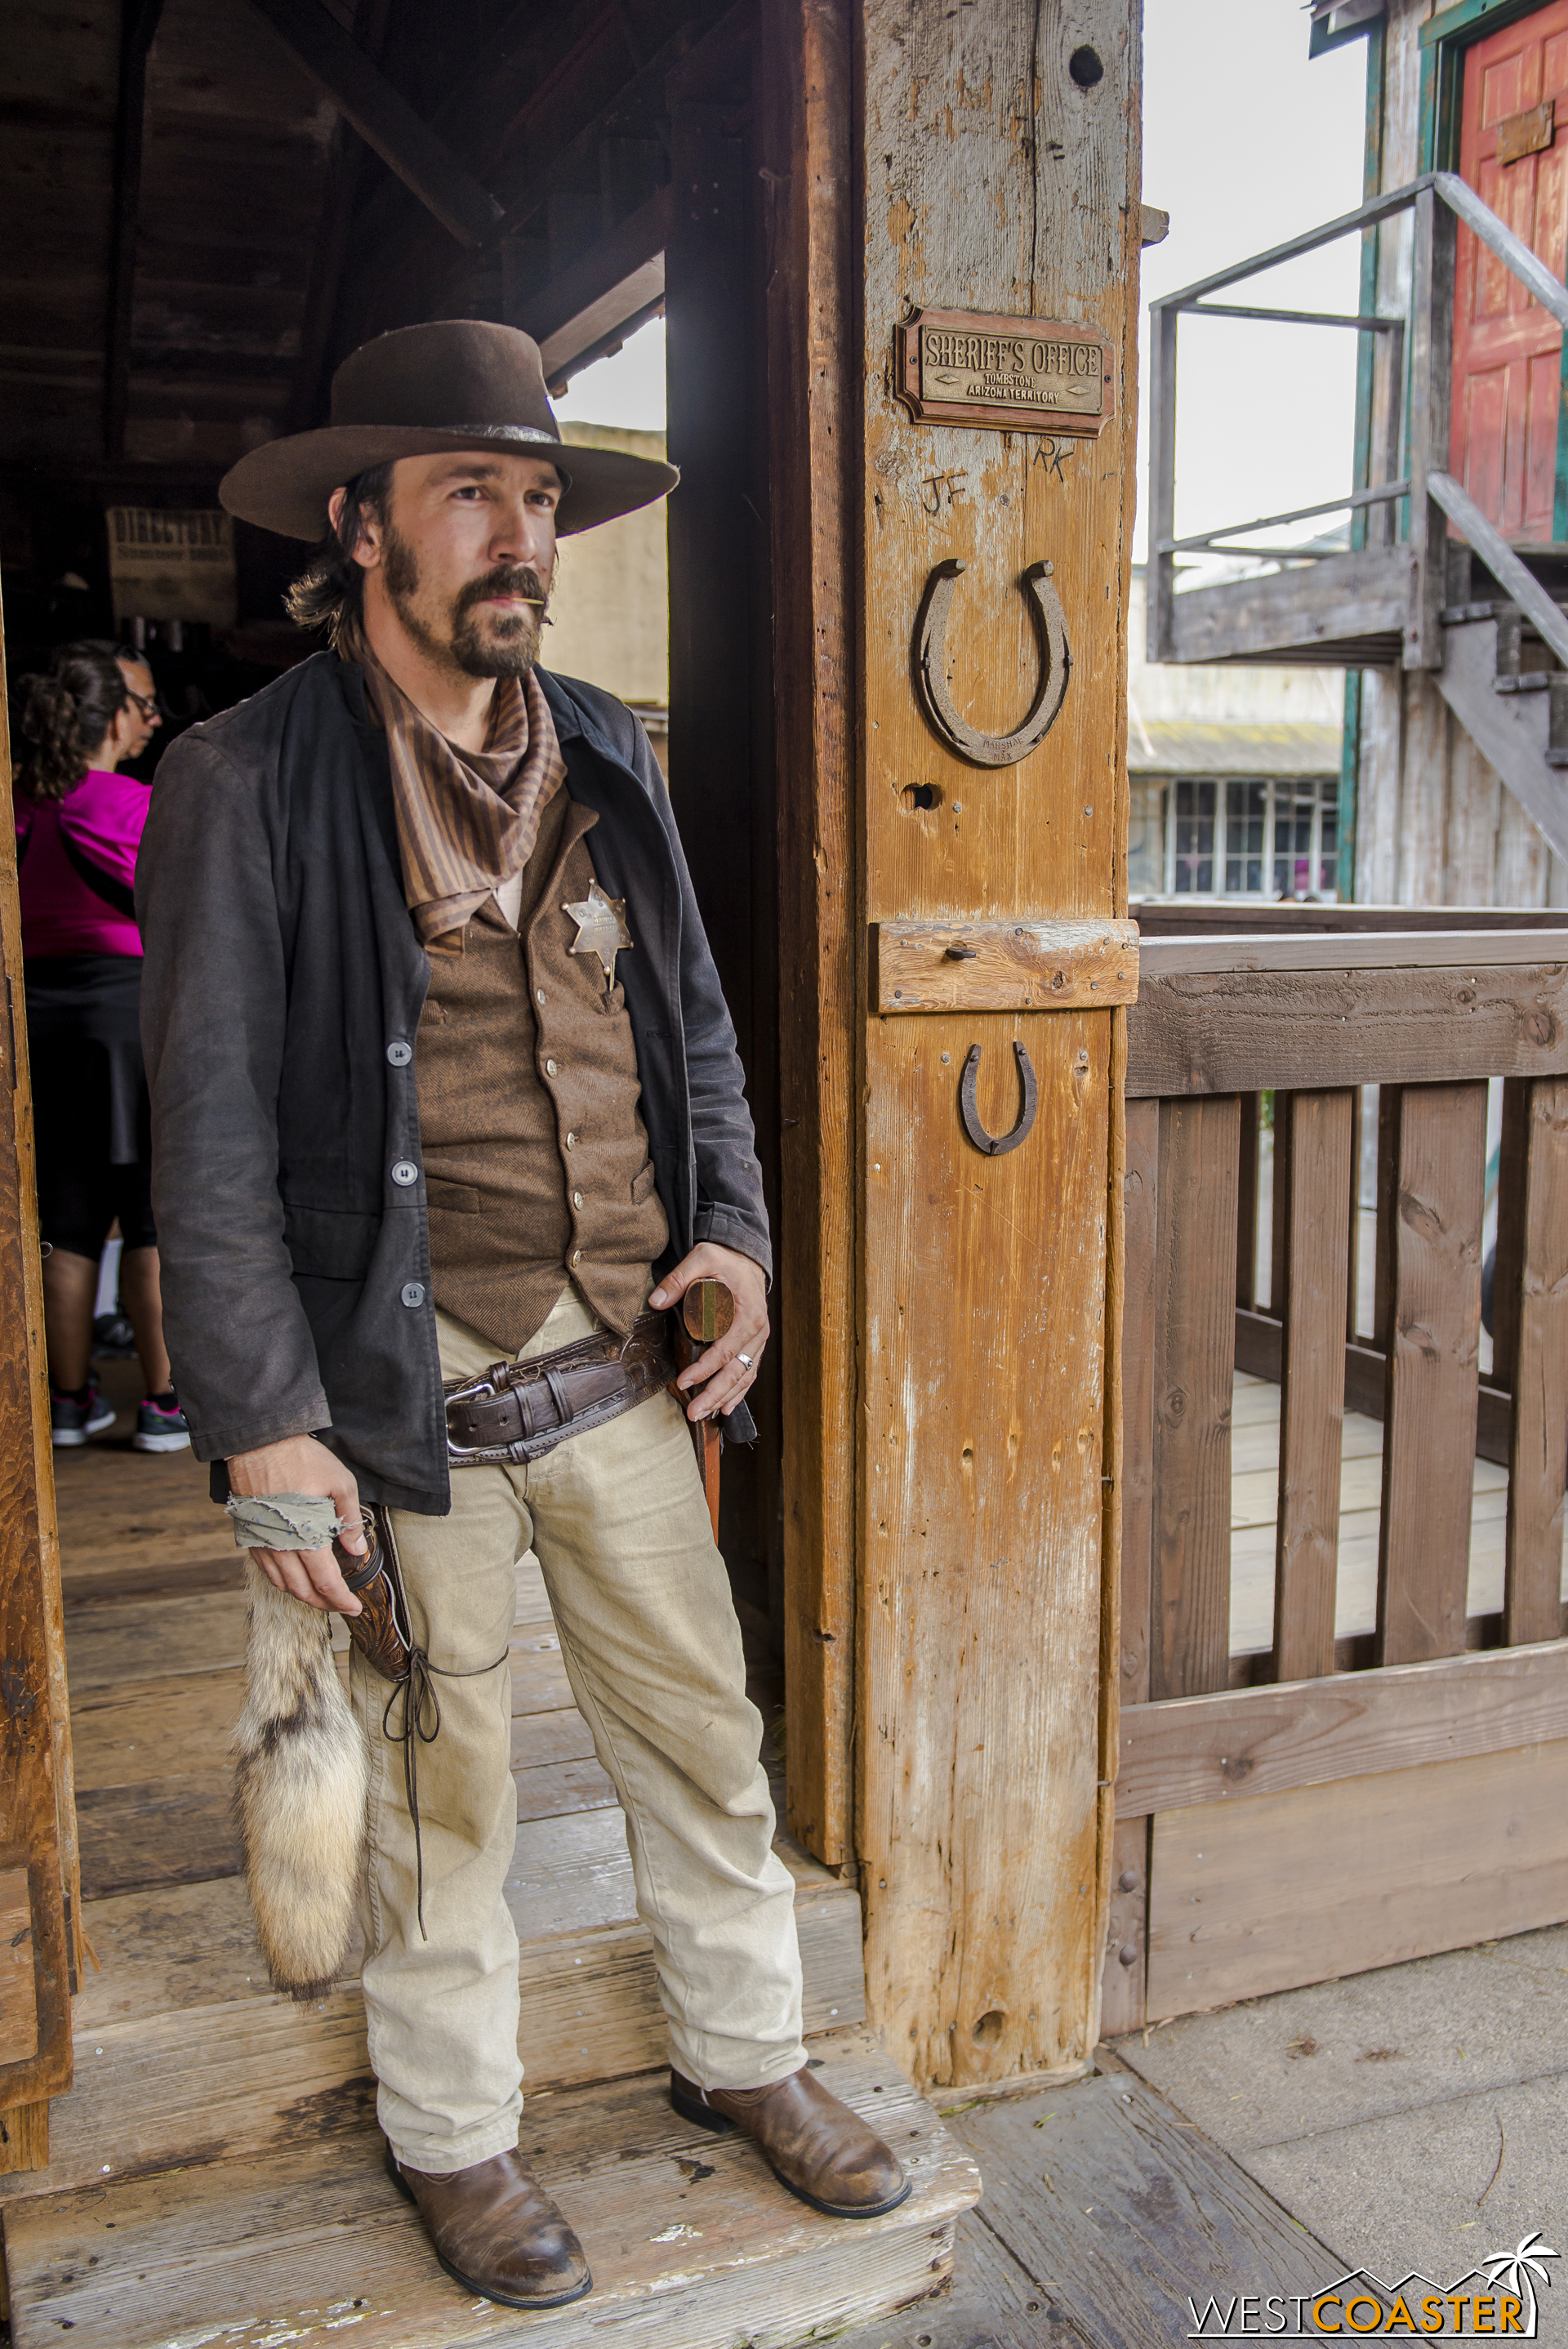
[284,464,394,647]
[16,640,137,801]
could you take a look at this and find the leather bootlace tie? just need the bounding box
[382,1642,509,1937]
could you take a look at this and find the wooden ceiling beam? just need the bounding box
[346,3,706,306]
[514,186,672,381]
[240,0,502,249]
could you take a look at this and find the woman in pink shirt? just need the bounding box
[16,640,189,1453]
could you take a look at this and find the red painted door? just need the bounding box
[1450,0,1568,543]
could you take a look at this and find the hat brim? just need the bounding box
[218,426,678,541]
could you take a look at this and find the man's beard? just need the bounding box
[382,525,547,680]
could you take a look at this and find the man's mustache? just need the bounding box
[457,566,550,617]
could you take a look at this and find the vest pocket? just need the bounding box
[630,1161,658,1205]
[426,1178,482,1215]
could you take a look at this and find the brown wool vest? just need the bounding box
[415,789,668,1353]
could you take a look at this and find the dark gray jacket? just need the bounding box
[136,653,768,1513]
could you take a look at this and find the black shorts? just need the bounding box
[25,956,158,1260]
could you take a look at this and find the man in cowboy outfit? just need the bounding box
[136,320,905,2311]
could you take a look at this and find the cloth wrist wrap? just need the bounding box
[225,1493,345,1551]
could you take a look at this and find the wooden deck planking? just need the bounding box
[4,2039,979,2349]
[1225,1372,1552,1658]
[956,2073,1338,2349]
[7,1409,871,2253]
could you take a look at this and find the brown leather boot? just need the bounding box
[385,2139,593,2308]
[669,2065,911,2219]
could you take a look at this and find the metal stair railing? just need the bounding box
[1147,170,1568,673]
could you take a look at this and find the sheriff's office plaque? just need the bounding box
[107,506,238,627]
[893,309,1115,436]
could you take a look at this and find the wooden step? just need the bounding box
[3,2035,978,2349]
[0,1823,865,2206]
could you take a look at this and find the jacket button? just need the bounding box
[545,1058,559,1076]
[390,1161,419,1187]
[385,1041,412,1068]
[400,1281,425,1308]
[572,1189,583,1209]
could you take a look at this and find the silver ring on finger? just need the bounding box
[737,1352,754,1370]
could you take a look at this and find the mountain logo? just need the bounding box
[1184,2235,1560,2338]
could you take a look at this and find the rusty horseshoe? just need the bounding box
[913,558,1071,768]
[958,1042,1039,1157]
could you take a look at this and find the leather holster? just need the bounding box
[333,1506,413,1682]
[442,1309,675,1468]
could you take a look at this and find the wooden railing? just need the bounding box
[1145,171,1568,673]
[1105,916,1568,2031]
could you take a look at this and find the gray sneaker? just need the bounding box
[134,1394,191,1454]
[51,1385,117,1447]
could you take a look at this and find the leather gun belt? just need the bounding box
[443,1310,675,1467]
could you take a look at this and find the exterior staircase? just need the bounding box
[1145,169,1568,868]
[0,1384,980,2349]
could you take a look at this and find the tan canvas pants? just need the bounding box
[350,1284,806,2174]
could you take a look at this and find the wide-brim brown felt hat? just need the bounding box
[218,319,677,541]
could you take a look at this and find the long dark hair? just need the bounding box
[16,640,137,801]
[285,463,393,648]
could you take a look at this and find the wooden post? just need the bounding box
[1147,301,1178,666]
[1150,1095,1238,1701]
[1376,1082,1487,1666]
[762,0,858,1865]
[1500,1077,1568,1647]
[1404,184,1455,673]
[1272,1090,1352,1685]
[0,591,82,2161]
[1236,1092,1260,1310]
[849,0,1140,2088]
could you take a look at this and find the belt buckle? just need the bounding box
[445,1371,506,1464]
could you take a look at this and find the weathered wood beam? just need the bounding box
[1139,928,1568,976]
[1119,1638,1568,1818]
[1128,964,1568,1098]
[104,0,165,462]
[0,594,80,2138]
[517,188,672,380]
[241,0,502,249]
[764,0,855,1870]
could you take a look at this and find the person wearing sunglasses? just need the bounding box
[13,638,188,1454]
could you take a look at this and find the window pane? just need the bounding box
[1174,778,1215,894]
[1224,779,1267,893]
[1273,782,1316,898]
[1318,779,1339,896]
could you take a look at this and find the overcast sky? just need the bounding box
[558,0,1373,563]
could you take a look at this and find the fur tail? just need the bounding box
[233,1558,369,2001]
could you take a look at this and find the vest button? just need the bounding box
[537,989,546,1006]
[545,1059,559,1077]
[565,1132,577,1150]
[385,1041,412,1068]
[572,1250,582,1267]
[572,1190,583,1209]
[390,1161,419,1187]
[400,1281,425,1308]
